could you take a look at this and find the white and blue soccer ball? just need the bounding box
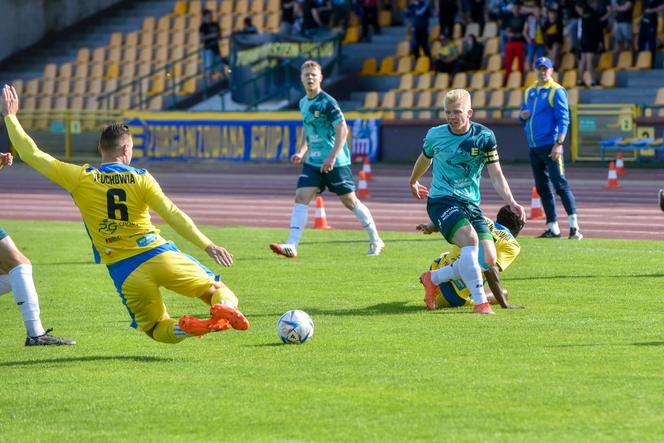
[277,310,314,344]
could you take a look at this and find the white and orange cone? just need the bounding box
[357,170,370,199]
[362,156,374,181]
[616,152,625,176]
[529,186,545,220]
[313,196,332,229]
[605,161,622,189]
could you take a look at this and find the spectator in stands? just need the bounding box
[239,17,259,34]
[523,6,546,72]
[451,34,484,74]
[519,56,583,240]
[561,0,580,53]
[406,0,432,59]
[612,0,634,54]
[542,6,563,67]
[312,0,333,28]
[330,0,352,31]
[463,0,487,34]
[361,0,382,42]
[576,1,603,86]
[281,0,297,34]
[638,0,664,59]
[504,1,527,84]
[199,9,225,82]
[293,0,305,34]
[436,0,460,38]
[433,33,459,73]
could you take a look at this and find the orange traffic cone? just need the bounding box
[616,152,625,176]
[357,170,370,199]
[313,196,332,229]
[362,156,373,181]
[529,186,545,220]
[605,161,622,189]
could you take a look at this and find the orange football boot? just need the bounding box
[420,271,438,310]
[210,303,250,330]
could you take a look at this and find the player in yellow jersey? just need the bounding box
[417,205,526,309]
[1,85,249,344]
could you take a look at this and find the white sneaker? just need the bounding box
[367,239,385,256]
[270,243,297,258]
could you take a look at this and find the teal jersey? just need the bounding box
[422,122,499,205]
[299,91,351,167]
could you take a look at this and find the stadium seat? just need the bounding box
[435,92,446,118]
[633,51,652,70]
[505,71,521,89]
[43,64,57,80]
[55,79,70,96]
[104,62,120,80]
[615,51,632,70]
[397,42,413,60]
[109,32,123,48]
[361,58,377,75]
[415,73,432,91]
[72,79,86,96]
[452,23,462,40]
[88,79,102,96]
[398,91,414,119]
[560,52,576,71]
[148,74,166,96]
[474,109,488,119]
[487,71,504,90]
[53,96,69,111]
[524,71,536,85]
[125,31,139,49]
[600,69,616,88]
[413,56,430,75]
[417,91,433,118]
[25,79,40,97]
[157,16,171,32]
[220,1,232,16]
[147,94,164,111]
[251,0,264,15]
[189,1,203,16]
[267,0,280,13]
[121,62,136,81]
[235,0,249,15]
[485,53,502,72]
[465,22,480,37]
[481,21,498,39]
[397,73,414,91]
[429,24,440,42]
[363,92,379,109]
[561,70,577,88]
[469,72,485,90]
[342,25,360,44]
[451,72,467,89]
[433,73,450,90]
[567,88,579,106]
[488,90,505,117]
[11,79,24,95]
[378,9,391,27]
[597,51,613,71]
[41,80,55,96]
[143,16,156,32]
[506,89,522,117]
[173,0,188,16]
[473,89,487,108]
[395,57,412,75]
[381,90,396,109]
[483,38,500,57]
[103,78,119,94]
[265,13,280,33]
[108,47,122,63]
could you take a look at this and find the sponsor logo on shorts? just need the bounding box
[136,233,158,247]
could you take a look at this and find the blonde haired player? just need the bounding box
[409,89,526,314]
[270,60,384,258]
[1,85,249,344]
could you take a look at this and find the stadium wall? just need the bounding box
[0,0,123,62]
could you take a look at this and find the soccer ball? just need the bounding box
[277,310,314,344]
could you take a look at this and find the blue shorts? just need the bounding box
[0,227,8,241]
[426,196,492,243]
[296,162,356,196]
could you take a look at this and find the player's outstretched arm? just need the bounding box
[416,223,438,234]
[484,265,525,309]
[486,161,526,223]
[409,153,431,199]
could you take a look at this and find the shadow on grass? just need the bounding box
[0,355,173,367]
[247,301,467,318]
[631,341,664,347]
[248,342,286,348]
[299,237,431,246]
[510,273,664,281]
[546,341,664,348]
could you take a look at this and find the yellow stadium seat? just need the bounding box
[567,88,579,106]
[109,32,123,48]
[473,89,487,107]
[76,48,90,64]
[25,79,40,97]
[395,40,410,58]
[433,73,450,90]
[377,56,395,75]
[468,72,485,90]
[488,90,505,117]
[104,62,120,80]
[505,71,521,89]
[342,25,360,44]
[417,91,433,118]
[148,74,166,96]
[483,37,499,57]
[59,62,73,80]
[431,40,442,56]
[452,23,463,40]
[53,96,69,111]
[220,1,232,16]
[103,78,119,94]
[74,62,89,80]
[465,22,480,37]
[484,54,502,72]
[55,79,70,96]
[560,52,576,71]
[473,109,488,119]
[363,92,379,109]
[173,0,188,16]
[267,0,280,13]
[561,70,577,88]
[487,71,504,89]
[108,47,122,63]
[378,10,391,27]
[451,72,467,89]
[396,57,413,75]
[43,63,57,80]
[415,73,432,91]
[73,79,86,96]
[398,91,414,119]
[507,89,522,109]
[381,90,396,109]
[252,0,266,15]
[121,62,136,81]
[41,80,55,96]
[615,51,632,70]
[70,96,84,110]
[189,1,203,16]
[600,69,616,88]
[413,56,430,75]
[92,47,106,65]
[125,31,139,48]
[147,94,163,111]
[435,92,447,118]
[143,16,156,32]
[88,78,102,95]
[398,73,414,91]
[482,21,498,39]
[597,51,613,71]
[265,13,280,32]
[11,79,24,95]
[633,51,652,70]
[157,16,171,31]
[361,58,377,75]
[235,0,249,14]
[524,71,537,85]
[429,24,440,42]
[23,96,37,110]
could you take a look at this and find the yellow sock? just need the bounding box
[151,318,185,344]
[210,285,238,308]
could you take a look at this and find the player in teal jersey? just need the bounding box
[409,89,526,315]
[270,60,384,258]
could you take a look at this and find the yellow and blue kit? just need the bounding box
[4,115,232,334]
[430,217,520,307]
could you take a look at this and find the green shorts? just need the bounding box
[296,162,356,196]
[427,196,492,243]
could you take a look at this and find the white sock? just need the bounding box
[173,324,190,338]
[352,201,380,243]
[430,261,461,285]
[286,203,309,247]
[548,221,561,235]
[568,214,579,229]
[0,274,11,295]
[8,264,46,337]
[457,246,487,305]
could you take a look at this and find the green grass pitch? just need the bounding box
[1,220,663,442]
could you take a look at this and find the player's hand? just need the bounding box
[410,181,428,199]
[1,85,19,117]
[549,145,562,161]
[205,244,234,267]
[321,158,334,174]
[0,152,13,170]
[510,202,526,223]
[416,223,436,235]
[290,153,304,164]
[519,110,530,120]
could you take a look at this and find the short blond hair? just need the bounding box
[444,89,471,109]
[301,60,322,72]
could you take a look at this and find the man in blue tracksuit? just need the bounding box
[519,56,583,240]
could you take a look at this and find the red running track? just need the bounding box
[1,162,662,241]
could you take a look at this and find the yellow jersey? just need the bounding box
[431,216,520,307]
[5,115,212,264]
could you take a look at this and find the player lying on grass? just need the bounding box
[1,85,249,344]
[417,205,526,310]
